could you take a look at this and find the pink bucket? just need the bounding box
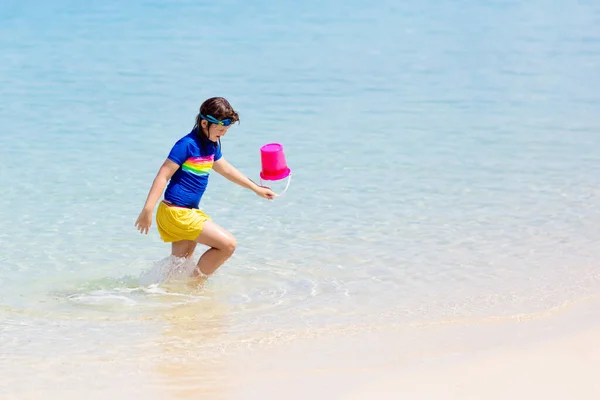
[259,143,291,196]
[260,143,291,181]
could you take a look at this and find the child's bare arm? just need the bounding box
[213,157,275,199]
[135,159,180,234]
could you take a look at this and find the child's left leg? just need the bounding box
[193,220,236,276]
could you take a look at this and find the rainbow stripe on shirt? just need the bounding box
[181,155,214,176]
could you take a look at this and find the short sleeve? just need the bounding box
[214,141,223,161]
[167,138,190,165]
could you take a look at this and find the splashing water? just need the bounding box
[138,255,199,286]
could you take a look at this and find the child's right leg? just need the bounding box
[171,240,197,259]
[193,220,237,276]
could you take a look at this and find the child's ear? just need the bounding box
[201,120,208,131]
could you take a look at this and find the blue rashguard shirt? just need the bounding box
[163,130,222,208]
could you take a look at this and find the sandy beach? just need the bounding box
[228,310,600,400]
[345,328,600,400]
[5,313,600,400]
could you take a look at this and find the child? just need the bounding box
[135,97,276,277]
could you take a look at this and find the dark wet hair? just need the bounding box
[193,97,239,152]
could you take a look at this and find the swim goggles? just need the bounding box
[200,113,234,126]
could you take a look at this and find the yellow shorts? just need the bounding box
[156,201,211,243]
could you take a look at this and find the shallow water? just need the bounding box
[1,0,600,397]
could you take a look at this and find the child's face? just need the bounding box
[202,121,231,142]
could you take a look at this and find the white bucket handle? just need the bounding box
[260,173,291,197]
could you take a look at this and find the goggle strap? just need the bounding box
[200,113,232,126]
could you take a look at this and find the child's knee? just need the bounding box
[223,235,236,255]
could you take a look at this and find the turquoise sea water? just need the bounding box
[2,0,600,397]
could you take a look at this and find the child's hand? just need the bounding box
[254,186,276,200]
[135,209,153,234]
